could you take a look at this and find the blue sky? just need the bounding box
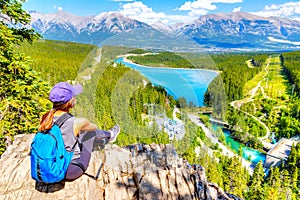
[24,0,300,24]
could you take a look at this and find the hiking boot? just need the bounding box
[108,125,120,143]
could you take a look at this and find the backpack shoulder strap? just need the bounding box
[54,113,73,128]
[53,112,79,152]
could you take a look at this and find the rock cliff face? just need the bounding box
[0,134,240,200]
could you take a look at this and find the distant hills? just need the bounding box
[28,11,300,52]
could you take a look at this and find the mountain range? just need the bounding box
[28,11,300,52]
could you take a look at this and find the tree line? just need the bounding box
[16,40,97,85]
[127,51,194,68]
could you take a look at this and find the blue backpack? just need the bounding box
[30,113,74,183]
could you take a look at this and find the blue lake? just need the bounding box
[211,123,266,164]
[115,57,219,106]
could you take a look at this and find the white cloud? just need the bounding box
[189,9,210,16]
[253,1,300,19]
[53,5,63,12]
[233,7,241,12]
[177,0,243,17]
[293,16,300,21]
[120,1,191,24]
[265,4,278,11]
[120,1,166,24]
[178,1,217,11]
[268,36,300,46]
[119,1,231,24]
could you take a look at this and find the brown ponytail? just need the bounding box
[38,98,75,132]
[38,109,56,132]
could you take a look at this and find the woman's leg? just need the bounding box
[65,130,110,180]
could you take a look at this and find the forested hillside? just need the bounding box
[201,52,300,146]
[203,53,267,118]
[279,52,300,139]
[281,51,300,97]
[206,52,300,199]
[16,40,97,84]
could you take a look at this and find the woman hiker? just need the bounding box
[38,82,120,181]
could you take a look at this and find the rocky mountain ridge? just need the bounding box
[0,134,241,200]
[28,11,300,51]
[29,11,150,44]
[177,12,300,50]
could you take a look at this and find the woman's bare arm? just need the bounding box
[73,117,97,136]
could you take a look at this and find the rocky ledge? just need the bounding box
[0,134,241,200]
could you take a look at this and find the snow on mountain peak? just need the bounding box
[93,12,129,23]
[150,21,174,34]
[30,11,85,26]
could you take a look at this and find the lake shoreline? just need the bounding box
[117,55,221,74]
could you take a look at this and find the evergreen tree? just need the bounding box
[247,161,265,200]
[279,169,292,200]
[238,146,243,157]
[0,0,50,154]
[287,144,299,193]
[265,167,280,200]
[216,127,225,143]
[221,156,248,198]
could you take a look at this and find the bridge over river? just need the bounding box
[209,117,229,128]
[264,138,299,168]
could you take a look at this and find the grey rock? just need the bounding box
[0,134,241,200]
